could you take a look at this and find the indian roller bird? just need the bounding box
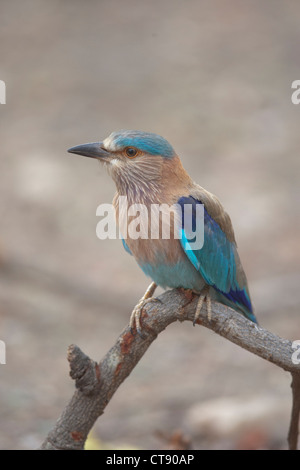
[68,130,256,334]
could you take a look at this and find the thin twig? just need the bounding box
[288,372,300,450]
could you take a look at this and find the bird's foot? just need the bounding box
[130,282,158,338]
[193,285,212,326]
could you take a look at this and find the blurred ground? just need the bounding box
[0,0,299,450]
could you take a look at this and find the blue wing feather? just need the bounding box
[178,196,256,322]
[121,236,132,255]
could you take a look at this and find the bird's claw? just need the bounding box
[193,286,212,326]
[129,297,158,338]
[129,282,158,338]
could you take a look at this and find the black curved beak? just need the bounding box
[67,142,110,160]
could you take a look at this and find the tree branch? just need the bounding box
[39,288,299,450]
[288,373,300,450]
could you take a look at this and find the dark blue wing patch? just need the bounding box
[178,196,255,322]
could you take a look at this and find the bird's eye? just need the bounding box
[125,147,139,158]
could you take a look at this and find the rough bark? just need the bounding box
[39,289,300,450]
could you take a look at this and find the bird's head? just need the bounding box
[68,130,181,199]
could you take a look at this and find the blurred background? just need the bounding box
[0,0,299,450]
